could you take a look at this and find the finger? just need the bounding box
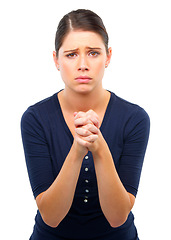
[74,110,100,128]
[86,109,99,118]
[74,117,92,127]
[87,116,100,128]
[74,111,86,120]
[83,134,98,143]
[75,134,90,148]
[83,124,99,134]
[75,127,91,137]
[86,110,100,128]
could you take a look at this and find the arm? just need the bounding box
[75,125,134,228]
[36,140,86,228]
[35,113,99,228]
[91,132,135,228]
[21,109,90,228]
[74,109,149,228]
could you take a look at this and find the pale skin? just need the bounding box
[36,30,135,228]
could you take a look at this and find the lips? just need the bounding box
[75,76,92,83]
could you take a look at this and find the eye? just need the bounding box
[66,52,77,58]
[89,51,100,57]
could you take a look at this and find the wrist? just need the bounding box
[72,138,88,159]
[90,131,105,156]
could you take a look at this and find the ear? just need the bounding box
[53,51,60,70]
[105,47,112,67]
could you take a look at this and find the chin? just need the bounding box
[74,85,94,94]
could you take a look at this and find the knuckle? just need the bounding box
[88,135,97,142]
[85,141,90,148]
[74,111,85,120]
[74,119,79,125]
[84,129,89,135]
[86,123,93,129]
[87,135,93,141]
[83,141,89,147]
[85,117,91,124]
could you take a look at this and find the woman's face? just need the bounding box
[54,30,112,94]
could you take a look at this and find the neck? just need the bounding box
[59,87,108,113]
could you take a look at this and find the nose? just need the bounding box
[78,55,89,71]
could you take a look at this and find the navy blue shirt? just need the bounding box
[21,90,150,240]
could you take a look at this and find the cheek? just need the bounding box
[60,61,74,81]
[94,60,105,75]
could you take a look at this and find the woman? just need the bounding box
[21,9,150,240]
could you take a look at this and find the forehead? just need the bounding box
[60,30,105,51]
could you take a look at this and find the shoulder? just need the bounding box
[110,91,150,122]
[107,91,150,139]
[24,93,57,115]
[21,92,59,130]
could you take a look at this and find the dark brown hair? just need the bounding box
[55,9,109,56]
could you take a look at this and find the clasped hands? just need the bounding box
[74,110,102,154]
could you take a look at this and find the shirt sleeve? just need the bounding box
[21,107,55,199]
[118,107,150,197]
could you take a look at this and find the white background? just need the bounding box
[1,0,171,239]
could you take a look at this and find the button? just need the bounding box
[85,167,89,172]
[84,199,88,203]
[85,189,89,193]
[85,156,89,160]
[85,179,89,183]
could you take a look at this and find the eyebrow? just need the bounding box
[63,47,102,53]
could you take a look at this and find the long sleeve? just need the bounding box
[118,107,150,197]
[21,107,55,199]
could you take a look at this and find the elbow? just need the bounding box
[45,221,59,228]
[109,215,128,228]
[41,214,60,228]
[44,220,59,228]
[36,193,61,228]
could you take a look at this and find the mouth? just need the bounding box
[75,76,92,83]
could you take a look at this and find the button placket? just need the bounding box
[83,154,90,203]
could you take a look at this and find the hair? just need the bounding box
[55,9,109,56]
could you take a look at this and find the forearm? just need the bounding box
[37,141,85,228]
[92,133,133,228]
